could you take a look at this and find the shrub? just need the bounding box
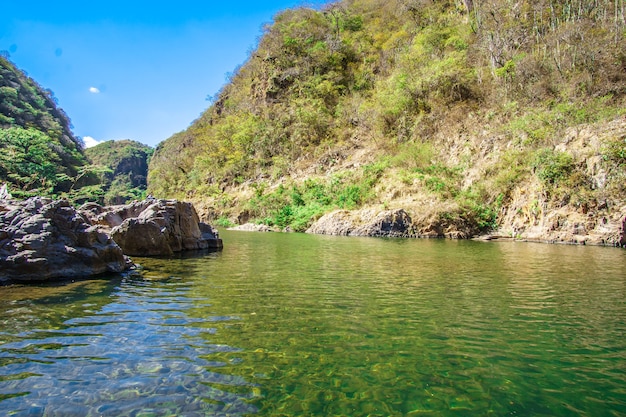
[532,148,574,186]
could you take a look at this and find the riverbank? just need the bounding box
[225,204,625,248]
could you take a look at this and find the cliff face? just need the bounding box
[494,119,626,246]
[85,140,153,205]
[147,0,626,245]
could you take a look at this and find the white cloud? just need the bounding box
[83,136,102,148]
[89,87,100,94]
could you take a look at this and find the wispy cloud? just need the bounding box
[83,136,102,148]
[89,87,101,94]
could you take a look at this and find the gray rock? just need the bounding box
[228,223,278,232]
[307,209,414,237]
[83,199,223,256]
[0,197,130,282]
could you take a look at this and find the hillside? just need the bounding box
[84,140,153,205]
[148,0,626,244]
[0,55,88,198]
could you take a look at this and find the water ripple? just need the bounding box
[0,277,258,416]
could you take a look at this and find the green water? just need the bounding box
[1,231,626,416]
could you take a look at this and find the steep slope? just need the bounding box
[149,0,626,244]
[0,55,88,197]
[84,140,153,205]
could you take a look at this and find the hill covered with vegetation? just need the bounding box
[0,56,154,205]
[84,140,153,205]
[0,55,89,198]
[145,0,624,241]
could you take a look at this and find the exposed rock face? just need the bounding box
[307,209,414,237]
[0,198,130,282]
[82,199,223,256]
[497,199,626,246]
[228,223,278,232]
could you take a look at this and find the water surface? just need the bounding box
[1,231,625,416]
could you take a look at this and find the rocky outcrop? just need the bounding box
[0,197,131,282]
[0,197,224,283]
[81,199,223,256]
[306,209,414,237]
[306,205,626,246]
[496,199,626,246]
[228,223,278,232]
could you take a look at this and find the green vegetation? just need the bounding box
[0,56,88,198]
[1,56,154,205]
[244,161,386,231]
[84,140,153,205]
[148,0,626,233]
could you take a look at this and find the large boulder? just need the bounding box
[82,199,223,256]
[307,209,414,238]
[0,197,131,282]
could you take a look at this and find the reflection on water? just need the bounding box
[1,231,626,416]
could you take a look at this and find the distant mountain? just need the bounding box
[0,55,88,197]
[85,140,153,205]
[148,0,625,243]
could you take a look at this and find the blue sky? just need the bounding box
[0,1,327,148]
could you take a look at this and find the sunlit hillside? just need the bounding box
[149,0,625,237]
[84,140,154,205]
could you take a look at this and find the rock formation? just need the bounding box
[306,205,626,246]
[307,209,414,238]
[0,197,223,283]
[81,198,223,256]
[0,198,130,282]
[228,223,278,232]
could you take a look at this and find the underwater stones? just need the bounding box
[0,197,130,282]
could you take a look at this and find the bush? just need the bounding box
[532,148,574,186]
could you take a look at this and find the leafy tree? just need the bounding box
[0,127,60,192]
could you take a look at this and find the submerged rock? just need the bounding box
[0,197,130,282]
[82,199,223,256]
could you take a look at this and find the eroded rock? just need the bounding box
[0,197,130,282]
[228,223,278,232]
[306,209,414,237]
[82,199,223,256]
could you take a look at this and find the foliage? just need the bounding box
[147,0,626,232]
[0,57,86,180]
[85,140,153,205]
[0,56,100,201]
[602,135,626,166]
[0,127,61,193]
[244,163,385,231]
[532,148,575,186]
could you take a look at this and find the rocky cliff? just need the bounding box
[84,140,153,205]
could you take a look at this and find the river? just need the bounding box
[1,230,625,416]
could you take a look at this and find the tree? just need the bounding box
[0,127,60,191]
